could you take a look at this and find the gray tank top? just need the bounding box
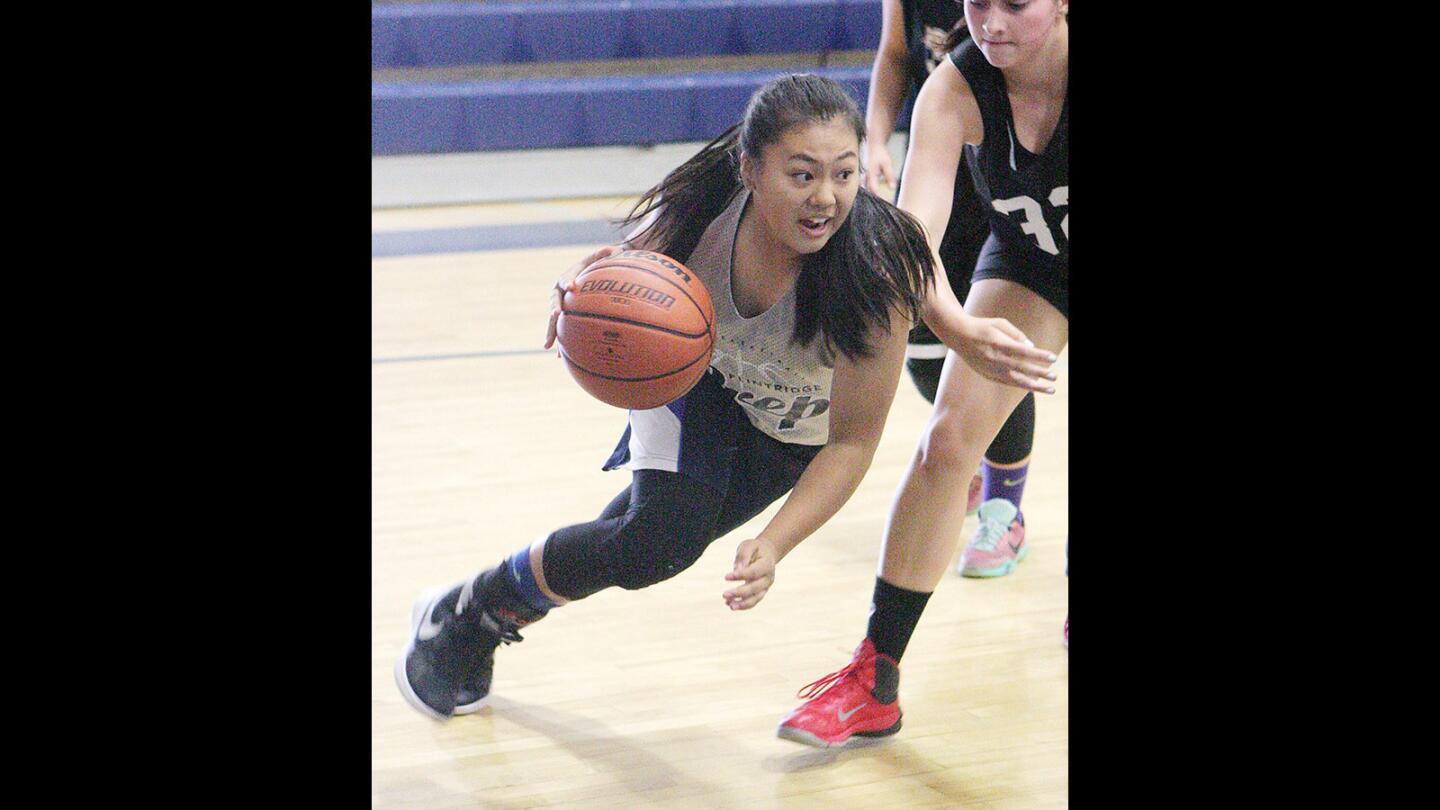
[686,189,836,446]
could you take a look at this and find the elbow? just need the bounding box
[828,430,883,472]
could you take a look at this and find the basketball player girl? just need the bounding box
[394,73,1058,722]
[868,0,1046,578]
[778,0,1069,747]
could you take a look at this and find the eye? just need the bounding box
[837,169,855,181]
[791,171,814,182]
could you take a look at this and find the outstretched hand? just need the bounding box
[864,141,896,198]
[953,316,1059,394]
[723,537,778,611]
[543,244,625,350]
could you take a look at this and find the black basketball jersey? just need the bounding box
[950,39,1069,271]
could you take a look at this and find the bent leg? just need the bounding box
[879,279,1068,591]
[538,470,728,600]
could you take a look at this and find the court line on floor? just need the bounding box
[373,219,627,257]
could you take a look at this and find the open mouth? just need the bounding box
[800,216,831,237]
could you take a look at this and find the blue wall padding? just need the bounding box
[372,67,872,155]
[514,5,629,63]
[628,1,736,60]
[736,1,840,55]
[372,1,883,68]
[840,0,885,49]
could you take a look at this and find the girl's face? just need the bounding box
[964,0,1066,69]
[740,116,861,263]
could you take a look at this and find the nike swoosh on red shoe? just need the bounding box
[838,704,865,722]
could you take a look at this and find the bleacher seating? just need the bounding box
[372,0,885,155]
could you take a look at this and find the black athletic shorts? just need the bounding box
[602,367,821,498]
[972,233,1069,320]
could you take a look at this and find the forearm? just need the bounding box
[919,244,975,349]
[757,438,878,563]
[866,51,909,147]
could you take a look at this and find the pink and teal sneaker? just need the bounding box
[957,498,1027,577]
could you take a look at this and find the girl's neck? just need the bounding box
[732,196,803,318]
[736,197,803,279]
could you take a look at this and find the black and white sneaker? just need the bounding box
[394,568,545,721]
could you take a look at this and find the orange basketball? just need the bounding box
[557,250,716,410]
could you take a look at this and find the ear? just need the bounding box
[739,151,755,191]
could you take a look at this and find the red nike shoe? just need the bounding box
[777,638,902,747]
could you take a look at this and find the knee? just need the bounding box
[916,411,983,472]
[608,511,715,591]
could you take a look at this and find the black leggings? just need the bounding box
[541,432,820,600]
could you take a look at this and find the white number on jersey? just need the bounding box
[992,186,1068,255]
[1048,186,1069,240]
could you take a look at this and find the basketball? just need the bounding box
[556,249,716,410]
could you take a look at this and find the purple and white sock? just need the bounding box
[982,459,1029,524]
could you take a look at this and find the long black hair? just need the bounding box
[618,74,935,363]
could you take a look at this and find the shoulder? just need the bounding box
[948,36,987,75]
[915,55,983,146]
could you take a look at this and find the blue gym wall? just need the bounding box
[372,0,899,155]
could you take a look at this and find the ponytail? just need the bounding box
[619,125,743,264]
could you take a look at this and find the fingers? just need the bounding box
[544,245,599,347]
[988,317,1031,346]
[985,319,1059,365]
[724,541,771,609]
[865,154,892,195]
[864,167,884,195]
[722,578,766,602]
[580,244,622,267]
[990,351,1057,394]
[725,591,766,610]
[1005,368,1057,395]
[544,285,569,348]
[998,338,1059,366]
[543,309,560,349]
[730,542,756,572]
[722,577,770,610]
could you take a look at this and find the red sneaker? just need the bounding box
[777,639,902,747]
[1063,614,1069,649]
[966,473,983,516]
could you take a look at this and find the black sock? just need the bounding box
[866,577,932,663]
